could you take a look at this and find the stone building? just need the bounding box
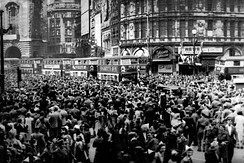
[46,0,80,58]
[90,0,244,75]
[0,0,48,58]
[119,0,244,75]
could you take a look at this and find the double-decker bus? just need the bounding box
[20,58,43,74]
[4,58,20,73]
[70,57,99,78]
[97,56,138,82]
[42,58,71,76]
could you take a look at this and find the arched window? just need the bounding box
[229,48,242,56]
[6,2,19,34]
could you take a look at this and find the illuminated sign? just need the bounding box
[227,67,244,74]
[158,64,173,73]
[179,46,223,55]
[154,48,171,59]
[100,66,118,72]
[73,65,87,70]
[44,65,60,69]
[47,3,80,11]
[20,64,32,68]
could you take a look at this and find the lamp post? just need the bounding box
[192,28,197,75]
[0,10,12,94]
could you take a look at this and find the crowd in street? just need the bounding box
[0,73,243,163]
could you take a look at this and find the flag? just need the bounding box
[179,41,184,63]
[197,41,204,57]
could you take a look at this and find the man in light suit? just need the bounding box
[225,117,238,163]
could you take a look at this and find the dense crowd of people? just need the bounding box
[0,73,243,163]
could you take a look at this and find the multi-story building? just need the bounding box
[75,0,91,57]
[0,0,48,58]
[46,0,80,58]
[117,0,244,75]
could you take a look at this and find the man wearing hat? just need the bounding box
[225,116,238,163]
[234,110,244,149]
[196,111,210,152]
[180,145,193,163]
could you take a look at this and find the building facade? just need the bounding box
[116,0,244,75]
[75,0,90,57]
[0,0,48,58]
[46,0,80,58]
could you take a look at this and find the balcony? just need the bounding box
[47,3,80,12]
[3,34,19,40]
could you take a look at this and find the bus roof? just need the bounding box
[20,58,43,60]
[4,58,20,60]
[71,57,100,60]
[99,56,138,59]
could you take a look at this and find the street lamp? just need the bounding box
[192,28,197,75]
[0,10,13,94]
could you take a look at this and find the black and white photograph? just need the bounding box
[0,0,244,163]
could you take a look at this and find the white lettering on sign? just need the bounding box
[89,60,98,65]
[178,46,223,54]
[44,65,60,69]
[73,65,87,70]
[20,64,32,68]
[158,64,172,73]
[100,66,118,72]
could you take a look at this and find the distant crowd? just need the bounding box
[0,74,243,163]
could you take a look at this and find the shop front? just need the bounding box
[178,45,223,75]
[151,46,175,74]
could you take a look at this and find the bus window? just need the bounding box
[131,58,138,64]
[113,59,119,65]
[121,59,130,65]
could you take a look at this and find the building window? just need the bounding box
[188,20,194,37]
[179,0,185,11]
[149,21,153,37]
[136,0,141,15]
[167,20,173,37]
[141,21,147,38]
[238,21,242,38]
[56,19,60,27]
[238,0,242,12]
[66,29,72,36]
[198,0,204,9]
[153,0,159,13]
[159,20,167,38]
[230,21,235,38]
[187,0,193,10]
[207,20,213,31]
[158,0,166,12]
[241,22,244,38]
[233,61,240,66]
[206,0,212,11]
[230,1,235,12]
[135,22,139,39]
[6,2,19,34]
[56,38,60,43]
[223,21,228,37]
[167,0,173,11]
[180,20,186,38]
[222,0,227,12]
[51,29,55,36]
[153,21,159,38]
[56,29,60,35]
[66,20,72,27]
[229,48,236,56]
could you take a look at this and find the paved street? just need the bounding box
[186,146,244,163]
[89,140,244,163]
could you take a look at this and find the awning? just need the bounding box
[152,59,171,62]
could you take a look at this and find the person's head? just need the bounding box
[156,143,166,153]
[227,117,233,126]
[185,146,193,156]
